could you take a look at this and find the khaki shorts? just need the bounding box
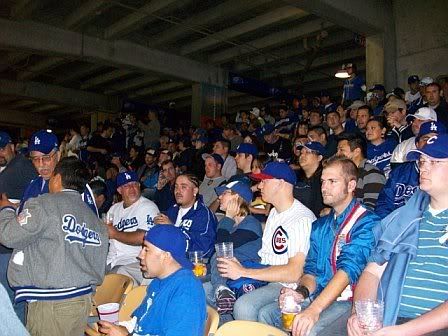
[26,294,91,336]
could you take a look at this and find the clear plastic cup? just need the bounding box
[281,295,301,331]
[215,242,233,259]
[189,251,207,277]
[102,212,114,225]
[97,302,120,324]
[355,300,384,334]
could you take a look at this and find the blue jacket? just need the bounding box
[19,176,98,216]
[369,189,430,326]
[304,200,379,298]
[343,75,365,101]
[167,195,217,257]
[375,162,419,219]
[132,268,206,336]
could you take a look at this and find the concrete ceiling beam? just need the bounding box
[147,0,272,48]
[0,79,120,112]
[129,82,187,99]
[104,0,179,39]
[0,18,227,87]
[180,6,308,55]
[16,56,67,81]
[103,76,160,95]
[148,88,192,104]
[80,69,134,90]
[64,0,112,30]
[209,19,336,65]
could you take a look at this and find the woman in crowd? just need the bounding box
[366,116,397,178]
[204,181,263,315]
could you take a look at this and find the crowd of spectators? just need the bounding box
[0,69,447,336]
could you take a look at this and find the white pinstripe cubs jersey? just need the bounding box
[107,196,159,268]
[259,199,315,287]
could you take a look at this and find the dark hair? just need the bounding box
[367,116,387,129]
[357,105,372,116]
[278,104,288,111]
[161,159,175,169]
[308,125,328,140]
[426,82,441,91]
[322,155,358,183]
[177,173,200,189]
[89,180,107,197]
[53,157,90,193]
[337,133,367,158]
[216,139,231,150]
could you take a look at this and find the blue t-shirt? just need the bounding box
[132,268,206,336]
[366,139,397,178]
[343,75,365,101]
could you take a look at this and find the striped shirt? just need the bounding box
[398,207,448,318]
[355,159,386,210]
[259,199,315,288]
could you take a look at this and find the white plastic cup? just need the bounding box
[97,302,120,324]
[354,300,384,334]
[215,242,233,259]
[102,213,114,225]
[281,295,301,331]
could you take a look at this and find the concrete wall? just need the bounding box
[393,0,448,87]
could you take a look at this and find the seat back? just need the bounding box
[92,274,133,315]
[215,320,288,336]
[119,285,147,321]
[204,306,219,336]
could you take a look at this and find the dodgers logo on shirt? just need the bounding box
[61,214,101,247]
[116,216,138,231]
[272,226,288,254]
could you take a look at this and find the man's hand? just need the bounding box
[0,193,16,209]
[154,213,172,225]
[292,306,320,336]
[106,224,118,239]
[216,257,244,280]
[278,287,304,310]
[97,321,129,336]
[347,313,364,336]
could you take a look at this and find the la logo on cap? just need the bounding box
[430,122,437,131]
[125,173,131,180]
[34,137,41,145]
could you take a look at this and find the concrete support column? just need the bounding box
[365,34,384,89]
[191,83,228,127]
[366,31,397,91]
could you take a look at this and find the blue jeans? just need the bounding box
[231,282,283,321]
[259,299,351,336]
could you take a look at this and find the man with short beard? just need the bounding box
[106,171,159,285]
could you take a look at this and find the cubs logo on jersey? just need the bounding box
[272,226,288,254]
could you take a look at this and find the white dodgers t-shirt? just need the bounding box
[107,196,159,268]
[259,199,315,288]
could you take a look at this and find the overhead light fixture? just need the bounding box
[335,65,350,79]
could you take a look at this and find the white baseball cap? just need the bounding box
[406,107,437,122]
[249,107,260,117]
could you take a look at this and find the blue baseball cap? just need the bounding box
[202,153,224,166]
[195,135,208,144]
[297,141,326,156]
[416,121,446,142]
[236,143,258,156]
[144,225,192,269]
[408,75,419,84]
[0,131,12,149]
[250,161,297,185]
[260,124,275,136]
[28,130,59,154]
[407,134,448,161]
[215,180,253,203]
[116,171,138,188]
[370,84,386,92]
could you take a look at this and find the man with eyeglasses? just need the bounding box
[347,134,448,336]
[376,121,446,219]
[19,130,98,216]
